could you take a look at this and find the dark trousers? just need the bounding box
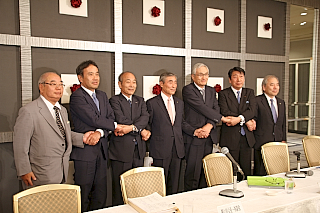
[229,135,252,179]
[254,148,267,176]
[111,145,143,206]
[184,138,213,191]
[153,143,181,195]
[74,150,108,212]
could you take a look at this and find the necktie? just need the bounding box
[92,93,100,111]
[53,106,66,142]
[167,98,174,125]
[270,99,277,123]
[128,99,132,107]
[237,91,246,136]
[200,89,205,102]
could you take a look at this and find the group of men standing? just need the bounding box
[13,60,286,212]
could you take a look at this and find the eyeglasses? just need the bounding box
[195,73,209,77]
[41,82,65,87]
[264,177,285,185]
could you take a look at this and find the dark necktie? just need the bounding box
[270,99,277,123]
[53,106,66,145]
[92,93,100,111]
[237,91,246,136]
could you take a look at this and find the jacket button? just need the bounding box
[62,144,65,146]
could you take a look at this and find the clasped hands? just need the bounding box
[114,124,151,141]
[222,116,256,131]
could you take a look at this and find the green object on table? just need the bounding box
[247,176,287,188]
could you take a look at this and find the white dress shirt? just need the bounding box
[161,91,176,124]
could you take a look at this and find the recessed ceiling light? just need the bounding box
[300,22,307,25]
[301,12,307,16]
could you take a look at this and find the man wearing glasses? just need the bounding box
[183,63,229,191]
[13,72,91,190]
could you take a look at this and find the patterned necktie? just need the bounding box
[270,99,277,123]
[92,93,100,111]
[237,91,246,136]
[200,88,205,102]
[167,98,174,125]
[53,106,66,141]
[128,99,132,107]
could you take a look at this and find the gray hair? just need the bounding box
[192,63,209,75]
[159,72,177,83]
[38,72,59,85]
[262,75,279,91]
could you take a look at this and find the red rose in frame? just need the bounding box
[152,84,162,95]
[70,84,81,93]
[151,6,161,17]
[214,84,221,93]
[264,23,271,31]
[214,16,221,26]
[71,0,82,8]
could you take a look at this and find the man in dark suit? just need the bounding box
[254,75,286,175]
[183,63,229,191]
[109,71,150,206]
[70,60,119,211]
[146,72,201,195]
[218,67,256,178]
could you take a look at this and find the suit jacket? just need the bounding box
[218,87,256,149]
[146,95,195,159]
[70,87,115,161]
[109,94,149,162]
[13,97,83,186]
[182,83,222,145]
[254,94,287,149]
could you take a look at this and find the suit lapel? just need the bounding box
[82,87,100,115]
[192,84,205,103]
[156,95,171,123]
[204,85,211,104]
[276,96,283,124]
[173,96,180,125]
[261,94,274,122]
[132,95,139,120]
[37,98,64,139]
[227,87,239,108]
[119,94,132,119]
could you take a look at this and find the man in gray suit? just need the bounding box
[13,72,93,189]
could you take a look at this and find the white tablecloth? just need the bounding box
[88,167,320,213]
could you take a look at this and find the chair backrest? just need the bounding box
[302,135,320,167]
[202,153,233,187]
[120,167,166,204]
[261,142,290,175]
[13,184,81,213]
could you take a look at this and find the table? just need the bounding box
[88,167,320,213]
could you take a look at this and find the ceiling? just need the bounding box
[290,5,314,41]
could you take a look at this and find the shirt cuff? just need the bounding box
[239,115,245,126]
[95,129,104,137]
[114,122,117,129]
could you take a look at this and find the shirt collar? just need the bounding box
[121,93,132,102]
[231,86,242,95]
[81,85,95,97]
[161,91,173,102]
[40,95,61,110]
[194,82,205,91]
[264,93,276,102]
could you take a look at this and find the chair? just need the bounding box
[302,135,320,167]
[120,167,166,204]
[261,142,290,175]
[13,184,81,213]
[202,153,233,187]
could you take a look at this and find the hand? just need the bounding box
[114,125,132,136]
[198,123,213,138]
[194,128,208,139]
[226,116,241,126]
[141,129,151,141]
[221,116,231,123]
[83,131,95,143]
[245,119,256,131]
[85,131,101,145]
[21,172,36,187]
[282,140,286,143]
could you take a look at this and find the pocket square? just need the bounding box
[246,101,249,103]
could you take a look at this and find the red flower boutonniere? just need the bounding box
[214,16,221,26]
[152,84,162,95]
[214,84,221,93]
[151,6,161,17]
[71,0,82,8]
[70,84,81,93]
